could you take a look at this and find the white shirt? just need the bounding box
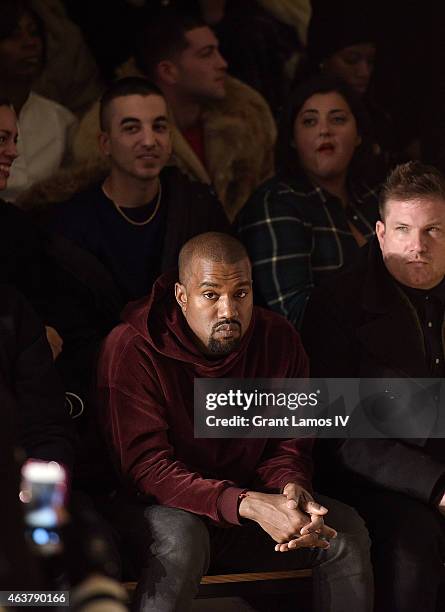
[3,91,77,202]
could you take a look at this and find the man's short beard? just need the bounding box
[206,318,242,355]
[207,336,241,356]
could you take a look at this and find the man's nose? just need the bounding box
[410,230,428,253]
[218,295,237,319]
[215,50,228,71]
[141,127,156,146]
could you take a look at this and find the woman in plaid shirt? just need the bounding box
[237,75,380,328]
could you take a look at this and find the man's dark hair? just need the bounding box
[99,77,165,131]
[178,232,250,285]
[134,8,205,80]
[379,161,445,219]
[0,97,13,108]
[275,74,373,181]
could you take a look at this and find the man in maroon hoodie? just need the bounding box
[97,232,373,612]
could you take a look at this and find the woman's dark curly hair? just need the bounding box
[275,74,374,182]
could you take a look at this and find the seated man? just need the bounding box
[50,77,231,304]
[67,8,276,221]
[96,232,373,612]
[302,161,445,612]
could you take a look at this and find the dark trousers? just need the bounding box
[105,493,373,612]
[336,486,445,612]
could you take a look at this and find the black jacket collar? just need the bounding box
[357,238,428,377]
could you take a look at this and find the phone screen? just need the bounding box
[20,460,67,555]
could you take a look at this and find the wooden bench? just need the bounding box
[125,568,312,600]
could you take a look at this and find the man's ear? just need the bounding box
[375,220,385,250]
[175,282,187,313]
[157,60,179,86]
[98,131,111,157]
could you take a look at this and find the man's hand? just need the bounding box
[45,326,63,360]
[437,492,445,516]
[275,482,337,552]
[283,483,328,534]
[238,490,331,551]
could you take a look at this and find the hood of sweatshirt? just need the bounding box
[121,270,256,377]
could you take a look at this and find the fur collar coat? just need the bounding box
[75,59,276,220]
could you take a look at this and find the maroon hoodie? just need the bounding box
[96,272,312,526]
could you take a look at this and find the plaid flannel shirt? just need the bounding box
[237,174,380,328]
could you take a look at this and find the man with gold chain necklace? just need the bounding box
[50,77,230,304]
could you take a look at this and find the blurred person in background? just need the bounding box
[152,0,311,119]
[295,1,398,178]
[0,0,77,202]
[31,0,104,116]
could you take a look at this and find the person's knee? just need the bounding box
[319,495,370,541]
[144,506,210,573]
[318,497,372,567]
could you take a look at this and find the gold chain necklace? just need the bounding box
[102,180,162,226]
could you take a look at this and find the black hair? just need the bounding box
[275,74,373,181]
[99,77,165,131]
[134,7,205,80]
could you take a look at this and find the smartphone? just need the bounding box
[20,460,67,556]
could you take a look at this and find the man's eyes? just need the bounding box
[122,124,168,133]
[199,48,215,59]
[394,226,442,234]
[202,291,248,299]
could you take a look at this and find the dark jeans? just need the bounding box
[106,493,373,612]
[339,486,445,612]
